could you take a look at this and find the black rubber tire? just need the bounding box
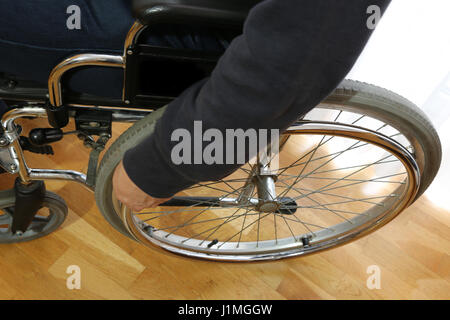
[95,108,166,238]
[95,80,442,238]
[0,189,68,243]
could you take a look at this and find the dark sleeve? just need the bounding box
[123,0,391,198]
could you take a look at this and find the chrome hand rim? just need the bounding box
[112,116,420,261]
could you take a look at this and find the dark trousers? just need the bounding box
[0,0,228,99]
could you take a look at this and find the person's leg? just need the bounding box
[0,0,134,98]
[0,0,231,99]
[0,100,8,117]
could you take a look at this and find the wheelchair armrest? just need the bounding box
[132,0,261,28]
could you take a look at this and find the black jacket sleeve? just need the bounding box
[123,0,391,198]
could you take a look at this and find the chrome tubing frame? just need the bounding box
[48,54,125,107]
[124,21,146,57]
[0,106,146,191]
[9,21,148,188]
[0,21,149,212]
[48,21,146,108]
[1,107,91,189]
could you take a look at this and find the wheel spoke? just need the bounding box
[217,212,273,248]
[199,207,243,245]
[318,172,406,194]
[184,178,249,191]
[313,158,399,174]
[274,212,333,232]
[288,154,396,202]
[278,179,354,224]
[183,208,252,244]
[278,184,392,206]
[155,211,260,232]
[281,175,406,184]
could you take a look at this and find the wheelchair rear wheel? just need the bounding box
[95,80,441,261]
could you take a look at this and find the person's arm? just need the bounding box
[118,0,391,202]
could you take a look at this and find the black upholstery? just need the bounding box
[132,0,262,28]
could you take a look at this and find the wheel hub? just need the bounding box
[256,201,280,213]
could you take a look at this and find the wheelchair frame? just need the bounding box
[0,22,150,190]
[0,1,258,237]
[0,0,246,189]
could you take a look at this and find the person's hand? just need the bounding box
[112,161,172,212]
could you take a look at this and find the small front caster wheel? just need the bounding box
[0,190,67,243]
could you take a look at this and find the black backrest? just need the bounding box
[126,0,263,109]
[132,0,263,27]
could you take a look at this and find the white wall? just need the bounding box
[346,0,450,209]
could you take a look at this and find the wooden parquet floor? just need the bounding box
[0,118,448,300]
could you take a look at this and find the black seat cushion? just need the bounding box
[133,0,262,27]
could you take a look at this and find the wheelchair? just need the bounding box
[0,0,442,261]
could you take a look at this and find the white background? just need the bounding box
[347,0,450,209]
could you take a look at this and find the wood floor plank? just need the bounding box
[0,118,447,299]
